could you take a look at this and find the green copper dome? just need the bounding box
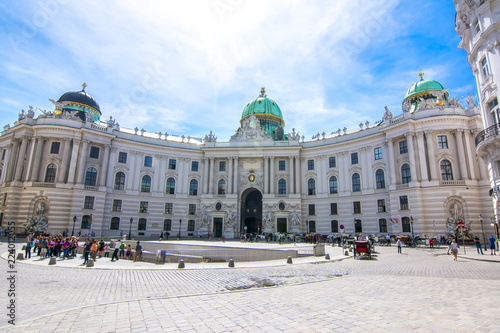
[241,87,286,140]
[402,72,448,113]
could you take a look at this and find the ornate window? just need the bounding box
[329,176,338,194]
[141,175,152,192]
[278,178,286,195]
[440,160,453,180]
[375,169,385,189]
[44,163,57,183]
[218,179,226,195]
[189,179,198,195]
[166,177,175,194]
[401,164,411,184]
[352,173,361,192]
[84,167,97,186]
[114,171,125,190]
[307,178,316,195]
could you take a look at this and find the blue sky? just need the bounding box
[0,1,476,141]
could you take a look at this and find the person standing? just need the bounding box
[449,239,459,261]
[83,240,91,264]
[119,241,126,258]
[134,241,142,262]
[396,238,402,253]
[386,234,391,246]
[25,238,33,259]
[474,236,484,254]
[489,236,497,255]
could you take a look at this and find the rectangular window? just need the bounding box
[329,156,336,168]
[490,97,498,111]
[374,147,382,160]
[89,146,100,159]
[50,142,60,154]
[191,161,199,172]
[437,135,448,149]
[400,195,409,210]
[118,152,127,163]
[144,156,153,167]
[351,152,358,164]
[399,140,408,154]
[308,204,316,216]
[379,219,388,233]
[307,159,314,170]
[308,220,316,233]
[353,201,361,214]
[110,217,120,230]
[330,203,338,215]
[278,160,286,171]
[219,161,226,171]
[188,219,195,232]
[163,219,172,231]
[331,220,339,233]
[189,204,196,215]
[138,218,147,231]
[475,19,481,35]
[354,219,363,233]
[112,199,122,212]
[164,202,173,214]
[139,201,149,213]
[168,159,176,170]
[377,199,386,213]
[482,57,490,77]
[84,196,94,210]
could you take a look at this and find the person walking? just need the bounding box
[474,236,484,254]
[25,238,33,259]
[489,235,496,255]
[449,239,459,261]
[134,241,142,262]
[111,240,119,261]
[396,238,402,253]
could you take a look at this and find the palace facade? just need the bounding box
[0,75,494,239]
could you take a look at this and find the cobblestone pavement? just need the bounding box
[1,242,499,332]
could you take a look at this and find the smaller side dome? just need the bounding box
[403,72,448,112]
[56,83,101,121]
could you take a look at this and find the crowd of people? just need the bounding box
[22,233,142,264]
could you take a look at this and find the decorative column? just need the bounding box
[416,132,429,182]
[269,157,275,194]
[454,129,468,180]
[14,136,29,182]
[294,156,301,193]
[76,140,89,184]
[425,131,438,181]
[208,157,214,194]
[464,130,478,180]
[405,132,417,183]
[58,138,72,183]
[106,148,117,188]
[233,157,239,194]
[1,143,13,183]
[203,157,209,194]
[99,144,111,187]
[264,157,269,194]
[360,149,370,190]
[289,156,295,194]
[341,152,349,192]
[5,140,19,182]
[228,157,234,194]
[386,139,396,187]
[67,139,80,184]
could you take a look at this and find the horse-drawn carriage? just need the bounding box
[353,240,373,259]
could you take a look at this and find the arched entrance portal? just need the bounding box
[241,189,262,235]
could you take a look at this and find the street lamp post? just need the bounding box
[71,215,77,237]
[178,219,182,240]
[128,217,133,240]
[410,216,415,247]
[480,214,487,251]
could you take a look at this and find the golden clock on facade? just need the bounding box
[248,174,255,182]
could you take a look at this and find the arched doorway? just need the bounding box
[241,189,262,235]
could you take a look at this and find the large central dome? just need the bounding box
[403,72,448,112]
[241,87,285,140]
[56,83,101,122]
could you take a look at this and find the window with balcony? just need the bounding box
[141,175,152,192]
[84,167,97,186]
[44,164,57,183]
[166,177,175,194]
[308,178,316,195]
[440,160,454,180]
[114,172,125,190]
[352,173,361,192]
[278,178,286,195]
[375,169,385,189]
[189,179,198,195]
